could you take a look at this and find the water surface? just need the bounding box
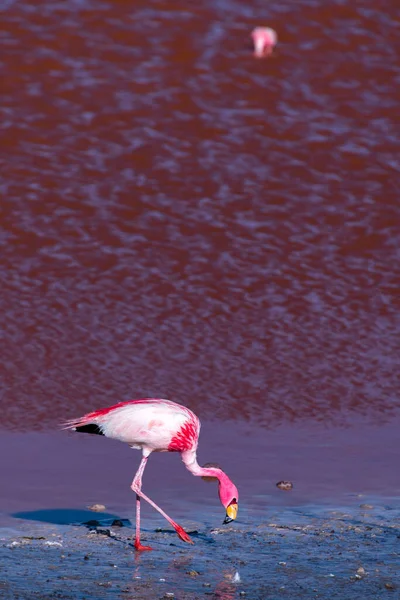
[0,0,399,513]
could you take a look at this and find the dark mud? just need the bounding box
[1,502,399,599]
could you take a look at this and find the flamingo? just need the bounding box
[64,398,239,551]
[251,27,278,58]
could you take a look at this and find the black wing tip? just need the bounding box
[75,424,105,436]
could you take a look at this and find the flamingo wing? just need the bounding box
[63,398,200,453]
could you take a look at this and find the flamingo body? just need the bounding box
[64,398,238,551]
[69,399,200,454]
[251,27,277,58]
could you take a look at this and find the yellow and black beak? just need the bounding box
[223,502,238,524]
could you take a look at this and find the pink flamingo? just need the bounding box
[64,398,239,551]
[251,27,277,58]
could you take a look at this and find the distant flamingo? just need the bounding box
[251,27,277,58]
[64,398,239,551]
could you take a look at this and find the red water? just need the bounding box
[0,0,399,515]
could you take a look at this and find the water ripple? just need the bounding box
[0,0,399,430]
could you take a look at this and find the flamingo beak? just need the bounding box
[223,502,238,524]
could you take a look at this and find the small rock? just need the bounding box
[85,520,100,528]
[278,562,287,566]
[159,578,166,582]
[276,481,293,491]
[44,541,63,547]
[203,583,211,587]
[359,504,373,510]
[240,592,246,597]
[164,594,174,599]
[385,583,395,590]
[111,519,124,527]
[187,570,199,577]
[97,528,113,537]
[357,567,366,576]
[88,504,106,512]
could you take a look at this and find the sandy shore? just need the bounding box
[1,502,398,599]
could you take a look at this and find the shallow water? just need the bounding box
[0,0,399,549]
[1,420,398,531]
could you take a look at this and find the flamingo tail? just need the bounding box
[61,416,105,436]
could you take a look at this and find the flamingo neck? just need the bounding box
[181,450,230,486]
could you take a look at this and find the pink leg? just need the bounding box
[132,457,152,551]
[135,493,152,551]
[130,456,193,550]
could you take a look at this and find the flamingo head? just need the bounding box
[219,479,239,524]
[251,27,277,58]
[200,462,239,523]
[201,463,239,524]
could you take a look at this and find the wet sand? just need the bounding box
[1,501,399,599]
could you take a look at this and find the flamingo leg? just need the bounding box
[130,456,193,550]
[132,456,152,551]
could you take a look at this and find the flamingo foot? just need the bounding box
[134,541,153,552]
[174,524,194,544]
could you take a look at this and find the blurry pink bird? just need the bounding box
[251,27,277,58]
[64,398,239,551]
